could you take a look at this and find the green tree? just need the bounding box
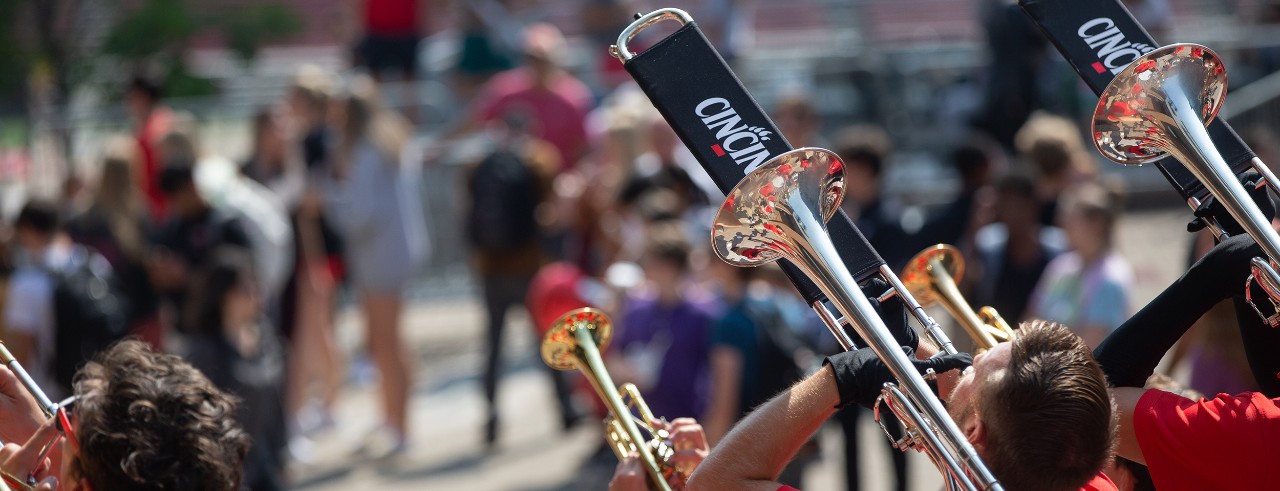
[101,0,304,98]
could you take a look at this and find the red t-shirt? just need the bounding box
[1135,389,1280,491]
[363,0,418,36]
[1080,472,1118,491]
[135,107,172,222]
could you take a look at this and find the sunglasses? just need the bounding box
[0,396,80,491]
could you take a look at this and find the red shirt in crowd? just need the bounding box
[1135,389,1280,491]
[135,107,172,223]
[362,0,419,36]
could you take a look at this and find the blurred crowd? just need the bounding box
[0,0,1277,490]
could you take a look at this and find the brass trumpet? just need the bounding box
[901,245,1014,351]
[540,308,680,491]
[1093,43,1280,325]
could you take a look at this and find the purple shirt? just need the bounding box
[614,294,716,420]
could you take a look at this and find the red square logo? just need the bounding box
[711,144,726,157]
[1092,62,1106,74]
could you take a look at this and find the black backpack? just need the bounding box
[466,150,541,251]
[48,246,129,394]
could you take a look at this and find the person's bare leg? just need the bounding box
[308,270,342,410]
[363,291,411,436]
[287,269,342,419]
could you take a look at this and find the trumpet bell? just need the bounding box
[712,148,846,266]
[1093,43,1227,166]
[901,244,965,307]
[541,308,612,370]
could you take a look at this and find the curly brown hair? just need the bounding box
[72,340,250,491]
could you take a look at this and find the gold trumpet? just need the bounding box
[541,308,681,491]
[901,245,1014,351]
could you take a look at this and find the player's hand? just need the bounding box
[0,366,43,446]
[609,453,649,491]
[1187,170,1274,235]
[0,419,59,491]
[826,346,972,409]
[860,278,918,350]
[665,418,709,485]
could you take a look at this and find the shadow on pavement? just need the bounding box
[385,451,488,481]
[292,464,356,489]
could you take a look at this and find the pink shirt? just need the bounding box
[473,68,592,171]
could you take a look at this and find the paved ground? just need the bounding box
[288,208,1191,491]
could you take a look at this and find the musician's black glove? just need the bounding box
[1186,171,1275,235]
[825,346,972,409]
[859,278,919,351]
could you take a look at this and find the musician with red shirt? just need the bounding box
[1095,230,1280,491]
[687,319,1117,491]
[607,293,1119,491]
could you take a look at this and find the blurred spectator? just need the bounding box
[774,92,824,148]
[4,201,74,397]
[177,124,295,308]
[324,75,428,455]
[467,23,593,172]
[152,123,294,319]
[454,5,517,100]
[242,110,306,205]
[607,222,715,420]
[353,0,434,122]
[558,86,657,273]
[618,119,711,232]
[465,117,577,448]
[1123,0,1173,41]
[915,142,996,250]
[185,250,287,491]
[65,143,161,349]
[974,0,1047,149]
[685,0,751,65]
[149,160,253,335]
[833,124,910,269]
[126,75,174,222]
[1014,112,1097,227]
[282,67,345,446]
[703,262,812,487]
[971,174,1066,324]
[1239,3,1280,84]
[580,0,635,90]
[1029,181,1133,347]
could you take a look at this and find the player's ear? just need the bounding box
[966,416,988,453]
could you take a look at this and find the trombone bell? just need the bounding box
[1093,43,1280,324]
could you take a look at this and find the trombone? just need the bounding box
[1093,43,1280,325]
[901,244,1014,351]
[540,308,681,491]
[709,148,1001,491]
